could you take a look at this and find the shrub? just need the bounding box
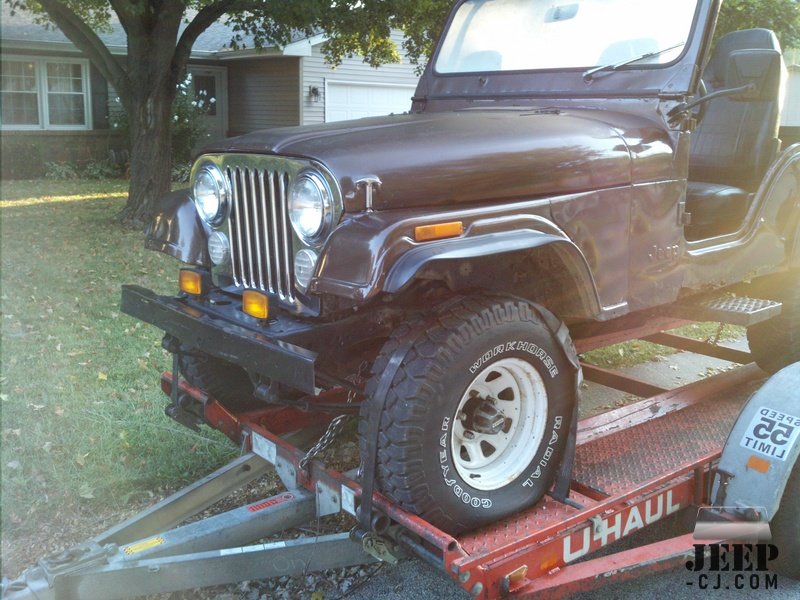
[82,159,120,180]
[44,161,79,180]
[171,162,193,184]
[111,73,210,169]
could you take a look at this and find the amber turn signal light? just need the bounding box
[242,290,269,320]
[414,221,464,242]
[179,269,204,295]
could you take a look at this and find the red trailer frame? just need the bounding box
[4,315,771,600]
[160,316,764,599]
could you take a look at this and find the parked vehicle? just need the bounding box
[122,0,800,534]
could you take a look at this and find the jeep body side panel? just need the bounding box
[683,144,800,288]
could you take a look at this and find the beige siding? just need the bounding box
[782,67,800,128]
[301,31,421,125]
[227,57,301,135]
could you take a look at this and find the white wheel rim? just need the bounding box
[451,357,548,491]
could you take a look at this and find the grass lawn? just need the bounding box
[0,179,237,558]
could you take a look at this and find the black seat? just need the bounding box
[686,29,784,240]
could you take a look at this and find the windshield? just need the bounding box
[435,0,699,74]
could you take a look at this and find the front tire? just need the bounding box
[359,294,577,534]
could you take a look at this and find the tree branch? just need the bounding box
[172,0,239,70]
[34,0,131,97]
[107,0,141,38]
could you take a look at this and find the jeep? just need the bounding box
[122,0,800,534]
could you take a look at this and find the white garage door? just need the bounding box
[325,81,416,122]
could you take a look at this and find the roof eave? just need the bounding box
[0,33,329,61]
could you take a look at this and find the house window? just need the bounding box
[0,57,91,130]
[1,60,39,126]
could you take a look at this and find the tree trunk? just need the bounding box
[119,85,176,227]
[115,4,185,228]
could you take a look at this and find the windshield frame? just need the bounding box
[430,0,705,79]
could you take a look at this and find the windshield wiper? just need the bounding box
[582,42,685,82]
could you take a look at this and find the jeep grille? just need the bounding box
[225,167,294,301]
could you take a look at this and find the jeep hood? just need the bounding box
[205,110,645,211]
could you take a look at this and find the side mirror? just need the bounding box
[725,49,783,101]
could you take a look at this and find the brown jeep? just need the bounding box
[122,0,800,534]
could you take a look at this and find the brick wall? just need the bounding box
[0,130,126,179]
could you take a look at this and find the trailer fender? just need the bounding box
[383,229,604,319]
[711,362,800,521]
[144,190,210,266]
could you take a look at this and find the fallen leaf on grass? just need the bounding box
[98,372,108,381]
[75,453,89,467]
[79,483,95,499]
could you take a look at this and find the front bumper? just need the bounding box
[120,285,317,393]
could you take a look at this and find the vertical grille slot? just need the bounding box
[227,166,294,301]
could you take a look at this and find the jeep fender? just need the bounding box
[754,143,800,266]
[145,190,210,266]
[312,210,604,320]
[384,229,603,319]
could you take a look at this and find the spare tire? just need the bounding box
[178,350,258,411]
[359,294,578,534]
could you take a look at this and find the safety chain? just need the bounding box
[709,322,726,346]
[298,361,369,470]
[299,414,350,470]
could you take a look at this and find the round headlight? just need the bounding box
[294,249,319,290]
[288,172,331,243]
[193,164,228,226]
[207,231,230,265]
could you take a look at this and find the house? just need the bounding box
[3,4,799,176]
[782,48,800,148]
[0,5,421,176]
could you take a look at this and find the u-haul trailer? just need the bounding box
[3,315,799,600]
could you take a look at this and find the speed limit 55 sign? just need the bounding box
[740,407,800,461]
